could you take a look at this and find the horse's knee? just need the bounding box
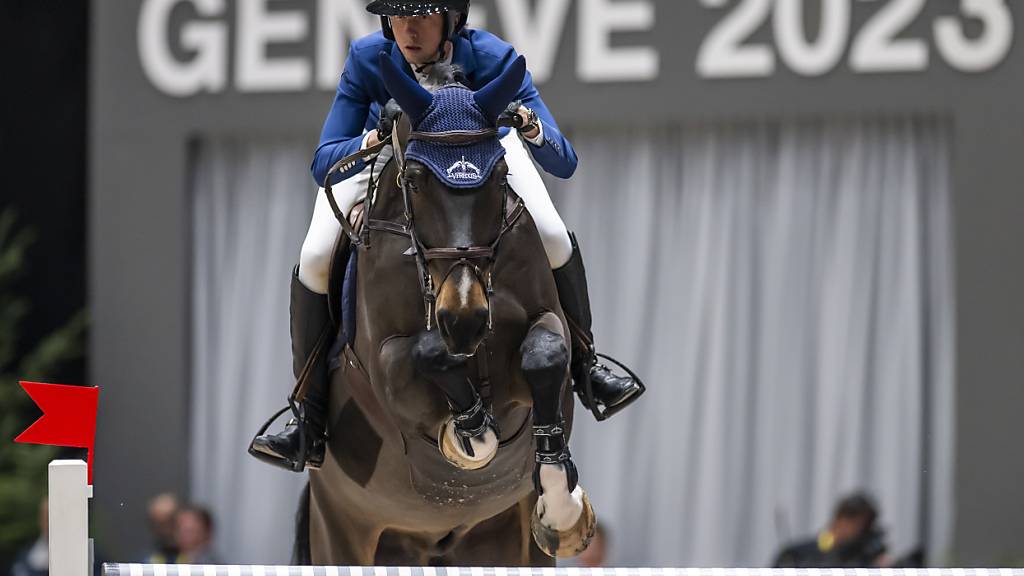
[412,330,446,369]
[520,327,568,383]
[412,330,466,375]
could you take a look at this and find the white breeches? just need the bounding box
[298,131,573,294]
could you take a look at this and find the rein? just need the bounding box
[322,117,525,333]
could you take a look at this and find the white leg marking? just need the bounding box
[445,420,498,463]
[536,463,584,531]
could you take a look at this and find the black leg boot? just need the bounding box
[552,233,645,421]
[249,268,331,471]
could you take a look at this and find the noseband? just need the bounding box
[322,118,526,334]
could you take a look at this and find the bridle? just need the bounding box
[323,115,525,334]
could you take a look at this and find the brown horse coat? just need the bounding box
[308,152,575,566]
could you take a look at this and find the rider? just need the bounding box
[251,0,642,471]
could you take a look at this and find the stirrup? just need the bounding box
[247,397,316,472]
[574,351,646,422]
[531,422,578,495]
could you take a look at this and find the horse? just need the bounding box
[297,55,596,566]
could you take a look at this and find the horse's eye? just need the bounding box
[404,170,426,192]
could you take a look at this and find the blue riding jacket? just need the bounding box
[312,29,578,186]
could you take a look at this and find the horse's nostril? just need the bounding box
[437,308,453,325]
[436,310,452,338]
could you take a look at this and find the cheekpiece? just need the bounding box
[405,85,506,189]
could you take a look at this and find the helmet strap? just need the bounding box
[413,24,450,75]
[380,15,395,40]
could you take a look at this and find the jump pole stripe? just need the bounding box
[102,568,1024,576]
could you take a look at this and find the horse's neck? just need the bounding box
[370,159,408,224]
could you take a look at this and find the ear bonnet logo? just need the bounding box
[403,86,506,189]
[446,156,483,182]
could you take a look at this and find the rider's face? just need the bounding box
[390,14,446,66]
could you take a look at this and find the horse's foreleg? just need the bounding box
[413,328,499,469]
[519,312,596,558]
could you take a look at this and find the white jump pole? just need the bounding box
[100,567,1024,576]
[49,459,93,576]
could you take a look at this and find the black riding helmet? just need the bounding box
[367,0,470,43]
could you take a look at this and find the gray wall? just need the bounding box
[91,0,1024,563]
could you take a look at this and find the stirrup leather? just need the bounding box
[247,396,322,472]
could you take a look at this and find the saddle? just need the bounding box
[327,200,364,339]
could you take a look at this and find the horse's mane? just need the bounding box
[426,63,467,90]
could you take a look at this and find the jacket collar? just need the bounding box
[388,32,478,84]
[451,32,478,81]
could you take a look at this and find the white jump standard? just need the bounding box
[49,460,93,576]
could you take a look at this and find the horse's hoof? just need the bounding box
[531,487,596,558]
[438,416,497,470]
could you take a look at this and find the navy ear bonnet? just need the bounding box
[405,85,506,189]
[379,52,527,189]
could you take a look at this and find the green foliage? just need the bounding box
[0,208,87,567]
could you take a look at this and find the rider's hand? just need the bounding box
[499,101,540,140]
[497,100,525,128]
[517,106,540,140]
[375,98,403,143]
[365,130,382,149]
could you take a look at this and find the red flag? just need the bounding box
[15,382,100,483]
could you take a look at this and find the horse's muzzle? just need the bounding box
[436,306,489,357]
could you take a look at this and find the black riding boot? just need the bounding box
[553,233,644,420]
[249,268,330,471]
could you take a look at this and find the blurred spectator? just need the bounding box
[10,498,48,576]
[173,506,218,564]
[773,492,890,568]
[576,521,609,567]
[142,493,179,563]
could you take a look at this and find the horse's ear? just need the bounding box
[379,51,433,124]
[474,55,526,123]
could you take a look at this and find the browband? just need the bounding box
[409,129,499,145]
